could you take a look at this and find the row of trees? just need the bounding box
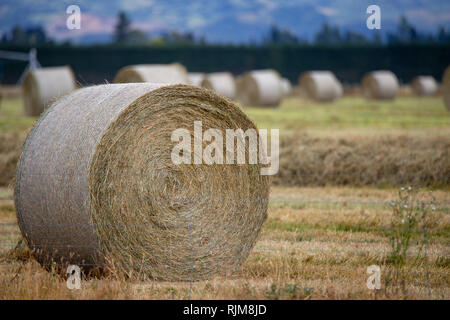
[265,16,450,45]
[114,11,205,45]
[0,25,53,45]
[2,11,450,46]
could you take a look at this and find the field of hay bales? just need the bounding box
[0,91,448,299]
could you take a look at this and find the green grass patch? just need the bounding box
[243,96,450,131]
[0,97,36,133]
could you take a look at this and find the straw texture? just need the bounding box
[14,83,269,281]
[201,72,236,100]
[236,69,283,107]
[114,64,189,84]
[411,76,438,96]
[299,71,343,102]
[362,70,399,100]
[22,66,76,116]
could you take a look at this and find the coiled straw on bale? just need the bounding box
[188,72,205,87]
[281,78,292,97]
[201,72,236,100]
[362,70,399,100]
[411,76,438,96]
[114,63,189,84]
[299,71,343,102]
[15,83,269,281]
[236,69,283,107]
[442,66,450,110]
[22,66,76,116]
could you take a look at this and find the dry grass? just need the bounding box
[2,130,449,189]
[275,133,450,187]
[1,186,448,299]
[1,95,449,188]
[0,132,26,187]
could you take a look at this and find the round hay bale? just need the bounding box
[443,65,450,85]
[444,91,450,111]
[201,72,236,100]
[299,71,343,102]
[22,66,76,116]
[411,76,438,96]
[236,69,283,107]
[442,66,450,111]
[362,70,399,100]
[15,83,269,281]
[188,72,205,86]
[281,78,292,97]
[113,63,189,84]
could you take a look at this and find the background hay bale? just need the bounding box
[15,83,269,281]
[298,71,343,102]
[236,69,283,107]
[443,65,450,85]
[201,72,236,100]
[442,66,450,110]
[444,92,450,111]
[411,76,438,96]
[113,64,189,84]
[362,70,399,100]
[22,66,76,116]
[281,78,292,97]
[188,72,205,86]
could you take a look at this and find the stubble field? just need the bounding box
[0,92,448,299]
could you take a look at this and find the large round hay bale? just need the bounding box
[281,78,292,97]
[236,69,283,107]
[362,70,399,100]
[15,83,269,281]
[113,63,189,84]
[201,72,236,100]
[188,72,205,86]
[22,66,76,116]
[411,76,438,96]
[442,66,450,110]
[298,71,343,102]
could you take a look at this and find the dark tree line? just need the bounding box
[1,12,449,46]
[1,25,52,45]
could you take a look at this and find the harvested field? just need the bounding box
[2,130,448,188]
[275,133,450,187]
[0,132,25,187]
[0,92,448,300]
[0,186,448,299]
[1,96,449,188]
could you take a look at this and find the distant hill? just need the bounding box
[0,0,449,43]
